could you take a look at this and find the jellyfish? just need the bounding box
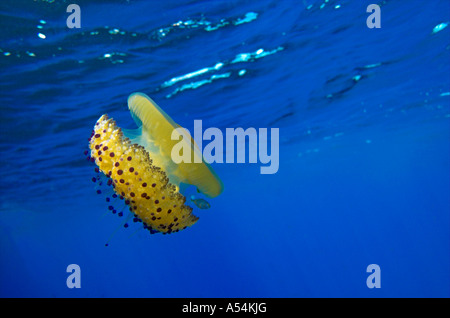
[88,93,223,234]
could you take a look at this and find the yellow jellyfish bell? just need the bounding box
[88,93,223,234]
[126,93,223,198]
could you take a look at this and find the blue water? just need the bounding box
[1,0,449,298]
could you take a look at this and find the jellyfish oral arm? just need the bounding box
[89,115,199,234]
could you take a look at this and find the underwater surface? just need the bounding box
[0,0,449,297]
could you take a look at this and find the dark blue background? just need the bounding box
[0,0,449,297]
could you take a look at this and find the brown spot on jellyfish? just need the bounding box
[88,92,224,234]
